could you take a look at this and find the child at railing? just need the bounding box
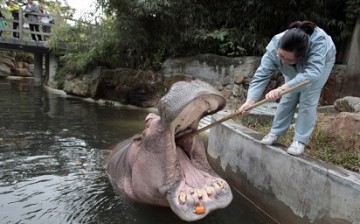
[7,0,20,38]
[39,5,52,40]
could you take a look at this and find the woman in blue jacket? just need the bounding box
[238,21,336,156]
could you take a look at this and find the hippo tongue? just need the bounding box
[166,133,232,222]
[176,145,208,188]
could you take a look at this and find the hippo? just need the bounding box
[106,80,233,221]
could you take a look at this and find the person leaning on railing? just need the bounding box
[7,0,20,38]
[24,0,42,41]
[0,5,6,37]
[39,5,53,40]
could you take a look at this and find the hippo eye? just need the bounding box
[145,117,152,127]
[175,124,181,133]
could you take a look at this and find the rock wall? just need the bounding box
[161,54,262,109]
[61,67,165,107]
[0,56,32,78]
[161,54,348,109]
[0,56,13,77]
[56,53,349,109]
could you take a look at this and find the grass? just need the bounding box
[234,115,360,172]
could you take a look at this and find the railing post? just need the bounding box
[19,8,23,40]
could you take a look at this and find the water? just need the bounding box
[0,79,276,224]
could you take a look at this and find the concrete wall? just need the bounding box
[207,111,360,224]
[342,17,360,97]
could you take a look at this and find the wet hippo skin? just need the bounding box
[106,80,233,221]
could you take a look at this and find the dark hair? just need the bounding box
[278,21,317,57]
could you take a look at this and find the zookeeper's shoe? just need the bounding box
[260,132,279,145]
[287,141,305,156]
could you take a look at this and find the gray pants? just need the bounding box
[271,55,336,144]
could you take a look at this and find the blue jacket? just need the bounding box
[247,27,336,101]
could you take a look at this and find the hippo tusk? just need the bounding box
[216,179,225,189]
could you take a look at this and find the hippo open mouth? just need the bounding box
[106,80,233,221]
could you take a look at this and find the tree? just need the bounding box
[52,0,359,74]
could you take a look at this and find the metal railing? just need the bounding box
[0,7,57,41]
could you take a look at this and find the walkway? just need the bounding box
[0,36,49,53]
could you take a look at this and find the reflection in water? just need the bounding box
[0,79,275,224]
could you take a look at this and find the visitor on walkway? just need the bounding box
[24,0,42,41]
[7,0,20,38]
[0,6,6,37]
[39,5,53,40]
[238,21,336,156]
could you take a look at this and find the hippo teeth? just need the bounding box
[176,179,227,205]
[195,189,204,198]
[178,192,187,205]
[216,179,225,189]
[205,187,213,195]
[174,126,194,139]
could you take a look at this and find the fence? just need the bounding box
[0,7,61,42]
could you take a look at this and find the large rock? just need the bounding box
[63,67,166,107]
[63,78,91,97]
[63,67,109,98]
[322,112,360,151]
[334,96,360,113]
[16,61,29,69]
[320,64,347,105]
[0,57,15,69]
[0,56,33,78]
[14,68,32,77]
[0,63,11,77]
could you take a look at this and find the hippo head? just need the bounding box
[106,80,233,221]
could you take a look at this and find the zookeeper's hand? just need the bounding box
[265,88,283,101]
[237,99,256,115]
[265,84,289,101]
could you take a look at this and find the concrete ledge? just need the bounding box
[207,111,360,224]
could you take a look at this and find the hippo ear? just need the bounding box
[133,135,142,147]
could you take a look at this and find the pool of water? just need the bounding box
[0,79,276,224]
